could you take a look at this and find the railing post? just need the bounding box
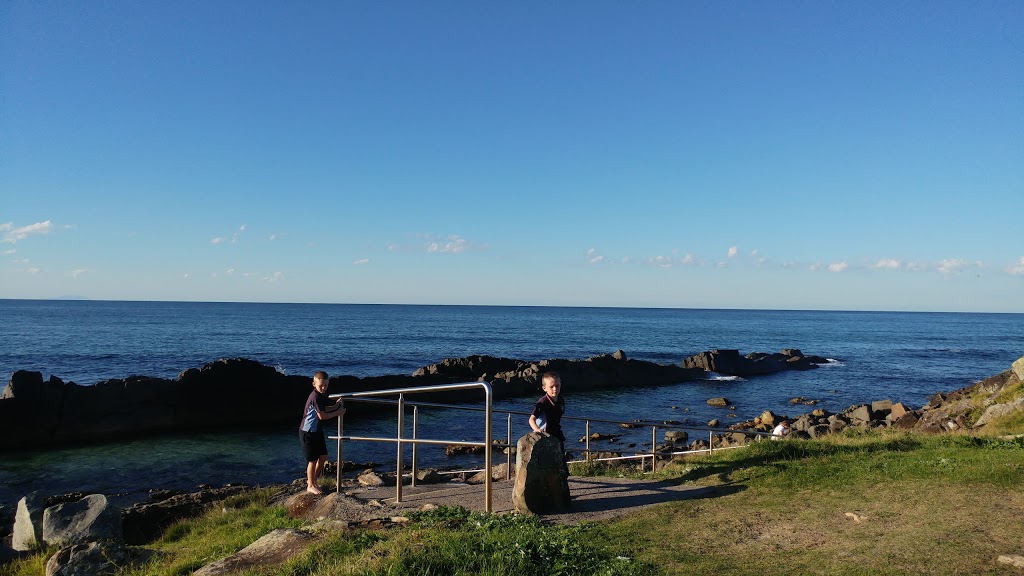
[585,420,591,462]
[396,394,404,503]
[506,413,512,481]
[336,409,343,493]
[484,383,493,513]
[709,430,713,455]
[411,406,418,487]
[651,425,657,473]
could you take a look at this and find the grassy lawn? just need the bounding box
[604,432,1024,575]
[4,431,1022,575]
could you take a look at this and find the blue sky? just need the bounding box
[2,2,1022,312]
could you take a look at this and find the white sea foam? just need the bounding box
[708,374,744,381]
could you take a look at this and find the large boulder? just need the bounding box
[513,433,569,514]
[44,541,135,576]
[42,494,122,548]
[193,528,313,576]
[12,492,46,551]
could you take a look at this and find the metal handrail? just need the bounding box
[329,382,494,512]
[330,387,772,497]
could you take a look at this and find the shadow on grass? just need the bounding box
[666,435,925,486]
[544,477,747,523]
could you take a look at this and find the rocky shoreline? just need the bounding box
[3,354,1022,574]
[1,348,828,452]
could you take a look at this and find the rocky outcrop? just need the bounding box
[682,349,829,376]
[1,348,830,452]
[121,484,250,545]
[0,351,709,451]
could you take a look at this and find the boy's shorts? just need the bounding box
[300,430,328,462]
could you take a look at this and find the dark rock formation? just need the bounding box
[1,352,706,452]
[121,485,250,545]
[682,349,829,376]
[1,348,827,452]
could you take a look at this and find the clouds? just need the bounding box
[385,234,485,254]
[421,234,483,254]
[2,221,53,243]
[1007,257,1024,276]
[581,244,1021,279]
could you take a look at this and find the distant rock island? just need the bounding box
[0,349,830,451]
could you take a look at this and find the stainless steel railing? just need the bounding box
[329,383,772,513]
[330,382,494,512]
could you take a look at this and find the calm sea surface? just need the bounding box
[1,300,1022,510]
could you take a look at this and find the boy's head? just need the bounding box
[313,371,329,393]
[541,371,561,399]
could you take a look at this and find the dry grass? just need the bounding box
[603,432,1024,575]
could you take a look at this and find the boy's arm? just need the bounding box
[529,415,546,434]
[315,399,345,421]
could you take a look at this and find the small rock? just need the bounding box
[844,512,866,523]
[390,516,410,524]
[997,554,1024,568]
[358,472,384,487]
[707,419,720,427]
[420,503,438,512]
[707,397,729,407]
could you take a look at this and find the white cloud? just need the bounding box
[265,271,284,282]
[650,255,673,268]
[353,258,370,265]
[828,262,848,273]
[680,253,695,265]
[937,259,969,275]
[69,268,89,278]
[586,249,604,264]
[727,246,737,258]
[27,267,41,274]
[872,259,901,270]
[423,234,475,253]
[750,249,759,257]
[183,273,191,279]
[716,261,727,269]
[210,237,225,245]
[809,262,822,271]
[231,225,246,244]
[2,221,53,243]
[225,268,235,275]
[1006,257,1024,276]
[3,249,15,255]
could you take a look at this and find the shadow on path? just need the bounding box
[346,476,744,524]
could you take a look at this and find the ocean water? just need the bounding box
[1,300,1022,511]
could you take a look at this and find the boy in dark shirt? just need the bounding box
[299,371,345,495]
[530,371,570,500]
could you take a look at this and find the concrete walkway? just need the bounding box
[341,476,719,524]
